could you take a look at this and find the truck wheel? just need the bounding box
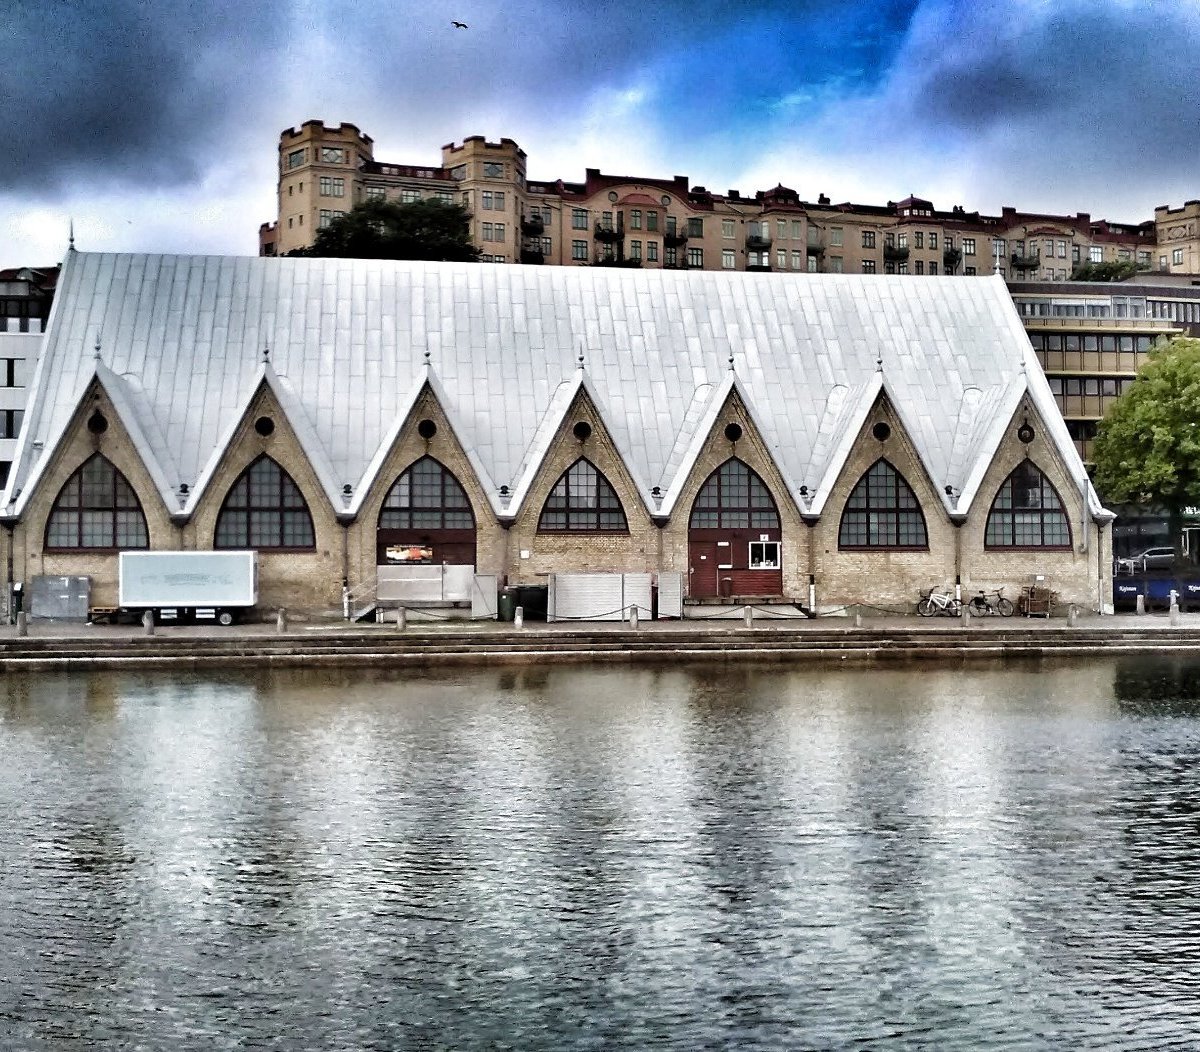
[217,611,234,627]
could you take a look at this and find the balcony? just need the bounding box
[1010,252,1041,271]
[746,264,773,273]
[593,222,624,243]
[520,249,545,265]
[592,253,640,268]
[745,231,772,250]
[664,228,689,247]
[883,245,910,263]
[521,215,545,237]
[943,247,963,272]
[806,242,824,256]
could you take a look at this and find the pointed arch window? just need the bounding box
[380,456,474,529]
[839,459,928,549]
[689,458,779,529]
[45,453,149,550]
[985,461,1071,548]
[215,455,315,549]
[538,458,627,532]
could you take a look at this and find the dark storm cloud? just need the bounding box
[901,4,1200,171]
[0,0,284,193]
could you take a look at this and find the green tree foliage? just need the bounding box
[1069,260,1142,282]
[1093,337,1200,564]
[300,199,481,262]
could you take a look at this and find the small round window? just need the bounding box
[254,416,275,437]
[872,421,891,441]
[724,422,743,442]
[573,421,592,441]
[87,411,108,434]
[417,419,438,439]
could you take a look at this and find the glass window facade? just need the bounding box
[838,459,928,549]
[985,461,1071,548]
[538,458,627,532]
[45,454,149,550]
[689,459,779,530]
[380,457,473,530]
[215,455,315,549]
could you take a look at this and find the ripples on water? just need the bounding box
[2,657,1200,1049]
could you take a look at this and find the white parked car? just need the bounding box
[1116,547,1176,574]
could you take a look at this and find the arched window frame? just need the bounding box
[688,458,780,530]
[985,460,1072,549]
[537,457,628,533]
[44,453,149,551]
[379,456,475,530]
[838,458,929,550]
[214,454,315,550]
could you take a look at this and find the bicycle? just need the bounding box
[917,586,962,617]
[968,588,1014,617]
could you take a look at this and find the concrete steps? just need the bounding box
[2,624,1199,671]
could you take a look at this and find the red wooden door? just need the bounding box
[688,539,722,597]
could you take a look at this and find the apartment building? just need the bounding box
[0,266,57,487]
[258,121,1195,280]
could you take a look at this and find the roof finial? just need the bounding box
[876,354,883,373]
[262,341,270,364]
[424,348,431,368]
[68,218,75,252]
[728,352,735,372]
[93,332,101,361]
[578,344,585,371]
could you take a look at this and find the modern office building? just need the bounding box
[0,266,58,487]
[258,120,1196,284]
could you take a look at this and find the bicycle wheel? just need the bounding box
[997,597,1015,617]
[917,597,936,617]
[946,599,963,617]
[970,597,988,615]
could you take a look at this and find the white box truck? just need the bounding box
[113,551,258,626]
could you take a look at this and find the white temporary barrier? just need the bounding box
[548,573,653,622]
[657,572,684,619]
[376,564,475,603]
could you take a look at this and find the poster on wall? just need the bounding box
[386,545,434,564]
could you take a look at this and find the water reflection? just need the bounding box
[1,660,1199,1049]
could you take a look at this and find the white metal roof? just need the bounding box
[4,251,1105,522]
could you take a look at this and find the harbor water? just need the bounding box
[2,658,1199,1049]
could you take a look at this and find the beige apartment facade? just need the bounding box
[259,120,1189,280]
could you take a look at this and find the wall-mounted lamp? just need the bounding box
[1017,418,1035,444]
[499,484,510,497]
[799,485,809,496]
[651,485,662,498]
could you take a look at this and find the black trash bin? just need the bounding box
[497,589,517,622]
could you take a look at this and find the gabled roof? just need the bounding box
[3,252,1103,523]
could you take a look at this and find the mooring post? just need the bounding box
[743,605,752,629]
[15,611,27,638]
[961,603,970,628]
[396,606,406,631]
[142,609,155,637]
[514,605,524,628]
[1136,594,1145,616]
[1067,604,1078,627]
[276,607,288,634]
[629,604,639,630]
[1170,591,1180,627]
[854,609,862,629]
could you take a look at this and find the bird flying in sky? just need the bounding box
[452,20,468,28]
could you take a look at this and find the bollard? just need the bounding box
[276,607,288,634]
[514,605,524,628]
[15,611,27,637]
[629,604,639,630]
[743,605,753,629]
[396,606,406,631]
[1067,604,1077,627]
[854,610,862,629]
[1136,594,1145,616]
[142,609,155,637]
[1170,593,1181,627]
[961,603,971,627]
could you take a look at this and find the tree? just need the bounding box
[300,199,481,262]
[1070,260,1142,282]
[1092,337,1200,567]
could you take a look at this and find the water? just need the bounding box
[2,658,1200,1050]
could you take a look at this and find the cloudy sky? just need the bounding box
[3,0,1198,269]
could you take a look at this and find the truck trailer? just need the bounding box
[105,551,259,626]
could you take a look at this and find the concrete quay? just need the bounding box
[1,612,1199,672]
